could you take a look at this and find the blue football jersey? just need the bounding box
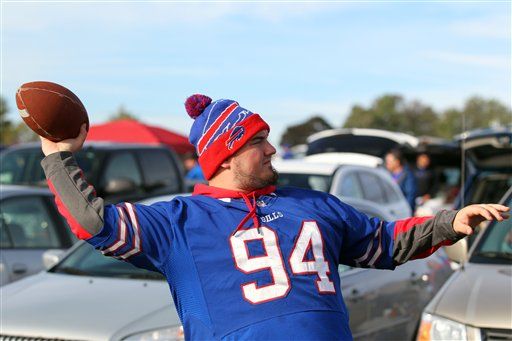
[86,187,397,340]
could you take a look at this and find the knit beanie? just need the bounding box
[185,94,270,180]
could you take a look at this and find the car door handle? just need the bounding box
[410,272,427,285]
[348,288,362,302]
[12,263,27,275]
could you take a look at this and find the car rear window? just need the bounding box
[138,149,181,194]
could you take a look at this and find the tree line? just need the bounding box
[2,94,510,147]
[280,94,511,147]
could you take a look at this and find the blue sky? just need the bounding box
[1,1,510,146]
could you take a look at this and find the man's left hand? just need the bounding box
[453,204,510,235]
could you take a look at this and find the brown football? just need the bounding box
[16,81,89,142]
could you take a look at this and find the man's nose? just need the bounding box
[265,141,277,155]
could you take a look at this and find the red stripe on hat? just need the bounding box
[393,216,432,239]
[47,179,92,240]
[197,102,238,155]
[198,114,270,180]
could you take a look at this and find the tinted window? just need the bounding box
[470,193,512,264]
[138,150,180,194]
[0,148,44,185]
[101,152,142,188]
[0,150,26,184]
[358,172,386,204]
[469,173,512,205]
[75,148,106,184]
[0,196,61,248]
[277,173,332,192]
[337,173,363,199]
[380,178,400,202]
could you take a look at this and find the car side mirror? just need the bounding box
[103,178,137,195]
[42,249,65,270]
[444,238,468,264]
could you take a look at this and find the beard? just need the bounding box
[233,161,279,191]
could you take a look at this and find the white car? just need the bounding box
[273,154,412,220]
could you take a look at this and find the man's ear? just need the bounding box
[220,157,232,170]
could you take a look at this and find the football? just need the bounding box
[16,81,89,142]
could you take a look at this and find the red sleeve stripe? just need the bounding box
[118,203,142,259]
[412,240,454,260]
[393,216,433,239]
[47,179,92,240]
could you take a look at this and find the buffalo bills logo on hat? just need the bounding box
[226,126,245,150]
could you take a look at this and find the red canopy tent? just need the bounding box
[87,119,195,155]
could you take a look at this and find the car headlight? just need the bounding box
[417,313,481,341]
[122,325,184,341]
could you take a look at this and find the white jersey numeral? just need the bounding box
[230,222,335,304]
[230,227,291,304]
[289,221,335,293]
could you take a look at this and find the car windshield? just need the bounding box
[470,193,512,265]
[277,173,332,192]
[50,242,164,280]
[74,148,106,184]
[0,147,105,186]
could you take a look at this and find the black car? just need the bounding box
[455,126,512,207]
[0,142,186,203]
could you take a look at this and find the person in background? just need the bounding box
[183,152,205,181]
[385,148,417,212]
[414,153,437,204]
[280,144,294,159]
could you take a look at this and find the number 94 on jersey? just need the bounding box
[229,221,336,304]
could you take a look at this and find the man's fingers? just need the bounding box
[480,204,505,221]
[78,124,88,138]
[487,204,510,212]
[475,206,493,221]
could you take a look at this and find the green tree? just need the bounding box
[437,96,511,138]
[280,115,332,146]
[0,96,13,145]
[343,94,439,136]
[109,105,138,121]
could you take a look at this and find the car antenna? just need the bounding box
[460,111,466,208]
[459,111,467,272]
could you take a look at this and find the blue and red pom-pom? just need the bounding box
[185,94,212,119]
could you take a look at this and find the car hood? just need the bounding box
[1,272,178,340]
[430,263,512,329]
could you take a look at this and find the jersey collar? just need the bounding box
[192,183,276,199]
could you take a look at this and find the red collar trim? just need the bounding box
[193,183,276,199]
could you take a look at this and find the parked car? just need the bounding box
[443,126,512,258]
[0,142,186,203]
[0,193,452,341]
[274,154,412,219]
[455,126,512,208]
[416,186,512,341]
[0,185,76,286]
[306,128,419,158]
